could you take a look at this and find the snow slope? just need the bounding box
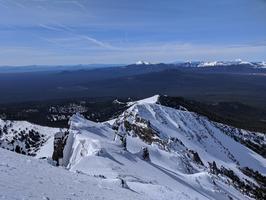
[0,148,143,200]
[1,95,265,199]
[61,109,262,199]
[115,102,265,173]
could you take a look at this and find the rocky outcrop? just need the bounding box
[141,147,150,161]
[0,126,46,156]
[52,130,69,166]
[0,119,60,157]
[188,150,204,166]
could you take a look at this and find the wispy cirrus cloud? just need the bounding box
[38,23,64,32]
[38,23,117,50]
[68,1,87,12]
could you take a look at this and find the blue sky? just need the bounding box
[0,0,266,65]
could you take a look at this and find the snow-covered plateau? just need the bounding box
[0,95,265,200]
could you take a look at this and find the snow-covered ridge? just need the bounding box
[133,60,266,68]
[59,97,265,199]
[197,59,257,67]
[1,96,265,199]
[170,59,266,69]
[197,61,226,67]
[61,113,247,199]
[256,61,266,68]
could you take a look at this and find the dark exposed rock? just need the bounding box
[121,135,127,150]
[123,118,172,151]
[15,145,21,154]
[0,125,44,156]
[241,167,266,188]
[208,161,219,175]
[207,163,266,200]
[188,150,204,166]
[141,147,150,161]
[52,130,69,166]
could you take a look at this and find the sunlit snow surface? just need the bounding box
[1,96,265,199]
[0,148,142,200]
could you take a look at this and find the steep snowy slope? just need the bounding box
[0,119,61,158]
[115,102,265,174]
[59,112,263,199]
[113,97,266,198]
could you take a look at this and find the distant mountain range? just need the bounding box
[0,64,125,73]
[173,60,266,68]
[0,60,265,73]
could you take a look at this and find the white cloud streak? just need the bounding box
[39,23,117,50]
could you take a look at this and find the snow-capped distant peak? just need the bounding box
[197,60,259,68]
[198,61,223,67]
[135,60,151,65]
[234,58,242,63]
[235,59,255,66]
[256,61,266,68]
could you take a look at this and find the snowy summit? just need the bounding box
[135,60,151,65]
